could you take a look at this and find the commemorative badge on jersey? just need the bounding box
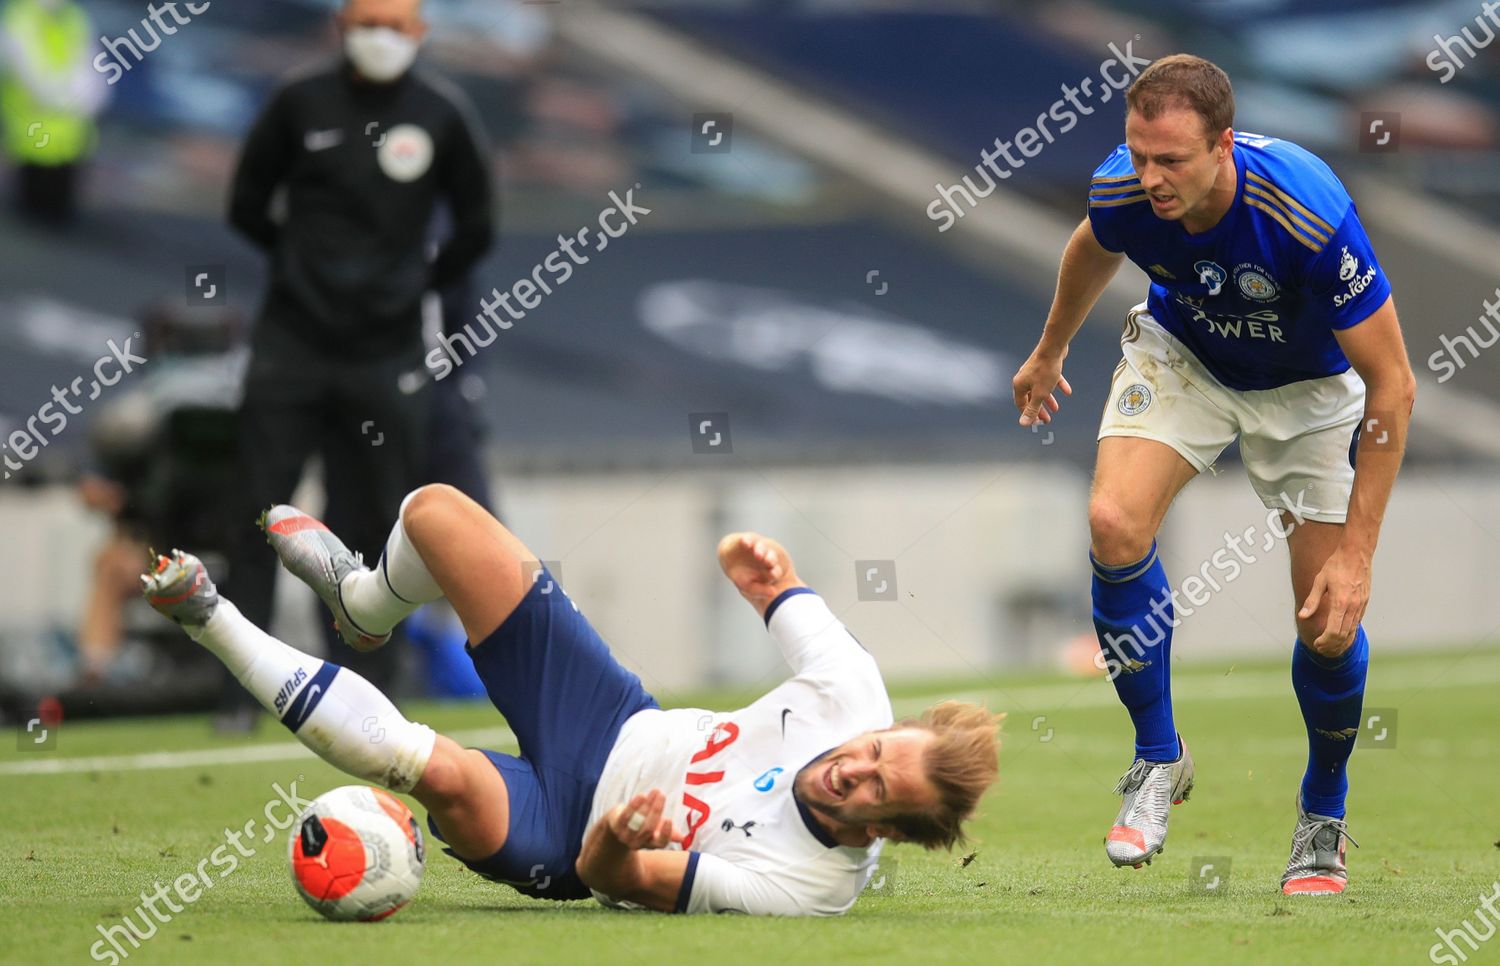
[1117,383,1152,416]
[377,124,434,183]
[1193,260,1227,296]
[1233,262,1280,302]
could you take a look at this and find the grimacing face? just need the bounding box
[1124,105,1233,225]
[793,727,940,843]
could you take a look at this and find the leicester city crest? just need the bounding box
[1117,383,1152,416]
[1234,263,1280,302]
[1238,271,1276,301]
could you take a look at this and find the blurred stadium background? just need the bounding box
[1,0,1497,722]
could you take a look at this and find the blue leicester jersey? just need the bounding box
[1086,133,1391,391]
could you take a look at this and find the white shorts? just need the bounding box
[1098,304,1365,524]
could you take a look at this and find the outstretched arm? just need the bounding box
[720,533,878,682]
[1012,217,1125,426]
[717,532,806,619]
[1301,295,1415,649]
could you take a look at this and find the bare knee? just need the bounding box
[401,483,465,535]
[1297,620,1353,660]
[1089,496,1156,566]
[401,483,532,588]
[412,737,508,858]
[400,483,483,564]
[414,737,471,804]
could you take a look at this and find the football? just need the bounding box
[288,785,426,921]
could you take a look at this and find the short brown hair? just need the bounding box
[885,701,1003,850]
[1126,54,1234,145]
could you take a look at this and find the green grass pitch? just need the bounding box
[4,646,1498,965]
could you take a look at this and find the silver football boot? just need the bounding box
[1281,793,1357,895]
[1105,736,1194,868]
[259,505,390,651]
[141,549,221,632]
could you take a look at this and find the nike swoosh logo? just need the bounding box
[304,684,322,704]
[780,708,791,738]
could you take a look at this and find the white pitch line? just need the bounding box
[0,726,514,778]
[8,657,1498,778]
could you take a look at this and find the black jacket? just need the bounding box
[229,60,494,359]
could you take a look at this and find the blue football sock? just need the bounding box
[1092,541,1178,762]
[1292,626,1369,819]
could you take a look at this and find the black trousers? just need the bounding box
[15,163,79,226]
[220,328,431,707]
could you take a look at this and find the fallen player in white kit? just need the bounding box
[142,483,1002,915]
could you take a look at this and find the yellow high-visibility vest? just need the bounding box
[1,0,95,164]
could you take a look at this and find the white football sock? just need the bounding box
[194,599,435,793]
[339,490,444,636]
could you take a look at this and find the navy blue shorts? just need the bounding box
[426,568,658,900]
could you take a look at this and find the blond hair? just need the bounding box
[1126,53,1235,145]
[887,701,1003,850]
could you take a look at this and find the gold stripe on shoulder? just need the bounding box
[1090,192,1148,208]
[1245,172,1335,236]
[1244,197,1323,253]
[1090,183,1144,197]
[1244,184,1331,246]
[1091,172,1140,184]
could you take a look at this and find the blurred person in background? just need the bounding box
[0,0,107,226]
[224,0,494,713]
[73,471,141,686]
[62,302,244,711]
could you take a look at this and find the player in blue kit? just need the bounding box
[1011,55,1416,894]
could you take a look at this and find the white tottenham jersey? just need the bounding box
[586,588,894,916]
